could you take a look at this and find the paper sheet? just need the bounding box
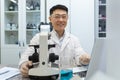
[0,67,20,80]
[67,67,87,74]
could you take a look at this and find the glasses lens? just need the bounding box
[52,14,68,19]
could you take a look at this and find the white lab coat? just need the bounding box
[19,30,86,68]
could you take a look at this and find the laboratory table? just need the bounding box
[0,64,87,80]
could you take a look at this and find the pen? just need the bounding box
[0,70,9,75]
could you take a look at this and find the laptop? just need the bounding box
[84,38,118,80]
[85,39,107,80]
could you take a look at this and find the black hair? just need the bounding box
[50,4,68,15]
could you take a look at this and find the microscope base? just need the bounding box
[29,67,59,80]
[29,74,59,80]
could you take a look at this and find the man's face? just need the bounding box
[49,9,68,32]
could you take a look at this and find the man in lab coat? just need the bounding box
[19,4,90,77]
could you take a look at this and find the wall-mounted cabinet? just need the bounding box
[26,0,41,44]
[96,0,106,38]
[0,0,41,65]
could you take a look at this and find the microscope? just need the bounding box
[28,31,59,80]
[28,24,73,80]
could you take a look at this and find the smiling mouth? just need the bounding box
[57,24,65,27]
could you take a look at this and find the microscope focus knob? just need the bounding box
[49,53,59,63]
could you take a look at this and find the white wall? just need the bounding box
[71,0,94,54]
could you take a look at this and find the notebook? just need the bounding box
[0,67,20,80]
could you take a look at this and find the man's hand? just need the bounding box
[79,53,91,65]
[20,61,32,77]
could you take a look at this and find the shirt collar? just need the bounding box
[52,29,66,39]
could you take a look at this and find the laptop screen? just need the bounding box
[85,39,106,80]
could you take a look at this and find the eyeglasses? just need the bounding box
[51,14,68,20]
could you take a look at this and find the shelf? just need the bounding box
[26,10,40,13]
[99,17,106,20]
[5,11,18,13]
[5,29,18,31]
[99,3,106,6]
[26,29,39,31]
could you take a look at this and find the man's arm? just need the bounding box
[19,33,40,77]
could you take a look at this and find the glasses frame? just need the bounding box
[51,14,68,20]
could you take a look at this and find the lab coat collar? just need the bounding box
[50,29,71,51]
